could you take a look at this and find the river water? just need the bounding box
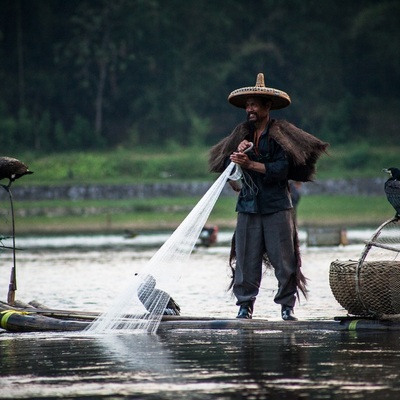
[1,230,400,399]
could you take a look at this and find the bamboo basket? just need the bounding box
[329,260,400,316]
[330,216,400,317]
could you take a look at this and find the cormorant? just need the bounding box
[0,156,33,190]
[383,167,400,217]
[137,274,181,315]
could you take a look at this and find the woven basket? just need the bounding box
[329,260,400,316]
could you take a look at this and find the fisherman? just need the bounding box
[209,73,328,321]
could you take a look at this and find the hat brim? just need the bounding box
[228,87,291,110]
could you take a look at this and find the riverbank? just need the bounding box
[0,185,394,235]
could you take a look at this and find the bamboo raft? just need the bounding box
[2,300,400,333]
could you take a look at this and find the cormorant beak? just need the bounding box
[382,168,393,177]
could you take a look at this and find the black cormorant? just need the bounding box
[383,167,400,217]
[0,156,33,190]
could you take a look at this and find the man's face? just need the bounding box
[245,97,271,123]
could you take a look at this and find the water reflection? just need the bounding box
[1,330,400,399]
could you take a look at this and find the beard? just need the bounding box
[247,113,257,129]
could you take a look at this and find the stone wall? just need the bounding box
[0,177,387,201]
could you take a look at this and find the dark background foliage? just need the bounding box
[0,0,399,152]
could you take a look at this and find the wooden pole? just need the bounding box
[6,188,17,305]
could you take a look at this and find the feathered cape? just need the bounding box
[209,119,329,182]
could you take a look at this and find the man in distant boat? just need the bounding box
[209,72,328,321]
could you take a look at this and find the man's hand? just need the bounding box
[230,151,252,168]
[237,140,253,153]
[230,140,266,174]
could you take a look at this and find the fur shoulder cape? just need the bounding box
[209,120,329,182]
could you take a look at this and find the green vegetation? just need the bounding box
[16,143,400,186]
[297,195,394,228]
[316,145,400,179]
[24,147,212,184]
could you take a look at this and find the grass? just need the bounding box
[296,195,394,227]
[20,148,212,184]
[14,143,400,185]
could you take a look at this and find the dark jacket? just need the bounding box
[234,124,292,214]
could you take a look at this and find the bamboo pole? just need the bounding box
[6,188,17,305]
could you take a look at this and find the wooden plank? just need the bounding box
[0,301,100,321]
[157,318,344,332]
[0,311,90,332]
[3,301,400,333]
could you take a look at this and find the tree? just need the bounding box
[0,0,398,150]
[60,0,132,142]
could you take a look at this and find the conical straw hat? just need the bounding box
[228,73,291,110]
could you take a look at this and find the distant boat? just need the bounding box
[123,229,138,239]
[198,225,218,247]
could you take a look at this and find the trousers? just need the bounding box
[233,210,298,308]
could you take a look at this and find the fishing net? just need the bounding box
[330,216,400,317]
[87,162,238,334]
